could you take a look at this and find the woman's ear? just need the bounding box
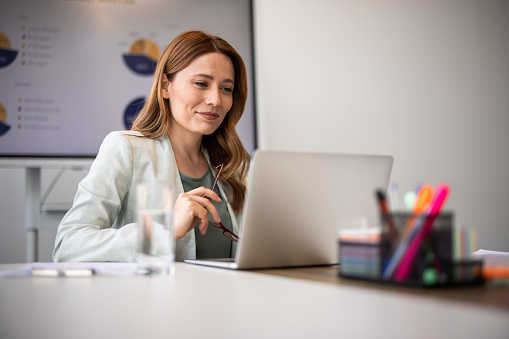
[162,74,170,99]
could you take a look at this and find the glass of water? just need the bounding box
[136,182,175,277]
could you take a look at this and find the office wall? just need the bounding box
[0,168,87,263]
[253,0,509,251]
[1,0,508,264]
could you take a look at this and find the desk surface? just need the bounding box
[1,263,508,339]
[257,265,509,311]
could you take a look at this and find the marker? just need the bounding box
[401,184,434,238]
[483,267,509,280]
[393,183,449,282]
[381,185,434,279]
[413,185,434,214]
[382,213,426,279]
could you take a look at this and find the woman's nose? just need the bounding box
[205,88,221,106]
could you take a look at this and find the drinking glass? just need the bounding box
[136,183,175,277]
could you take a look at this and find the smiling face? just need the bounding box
[163,52,235,141]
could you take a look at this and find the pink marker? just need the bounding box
[393,183,449,282]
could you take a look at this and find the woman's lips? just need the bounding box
[197,112,220,121]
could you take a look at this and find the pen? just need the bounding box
[375,190,398,244]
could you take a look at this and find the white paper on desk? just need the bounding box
[0,262,140,277]
[472,249,509,267]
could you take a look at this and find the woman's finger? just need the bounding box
[173,191,221,239]
[181,191,221,223]
[187,187,222,202]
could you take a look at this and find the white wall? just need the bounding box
[0,169,28,263]
[253,0,509,251]
[1,0,508,263]
[0,168,88,263]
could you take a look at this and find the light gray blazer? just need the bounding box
[53,131,240,262]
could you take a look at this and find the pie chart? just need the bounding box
[123,97,145,129]
[0,102,11,136]
[122,38,160,75]
[0,32,18,69]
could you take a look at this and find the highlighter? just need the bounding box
[393,183,449,282]
[381,185,434,279]
[401,184,434,238]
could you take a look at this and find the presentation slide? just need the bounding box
[0,0,255,157]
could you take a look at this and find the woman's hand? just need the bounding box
[173,187,221,239]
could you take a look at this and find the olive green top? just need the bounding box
[180,169,234,259]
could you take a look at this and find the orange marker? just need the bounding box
[402,185,434,238]
[483,267,509,280]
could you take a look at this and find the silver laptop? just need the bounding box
[185,150,393,269]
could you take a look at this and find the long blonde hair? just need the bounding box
[131,30,250,212]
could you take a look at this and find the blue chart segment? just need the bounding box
[124,97,145,129]
[0,32,17,68]
[0,102,10,137]
[0,121,10,136]
[0,48,18,68]
[123,55,157,75]
[122,38,159,75]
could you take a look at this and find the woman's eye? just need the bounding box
[195,81,207,87]
[222,87,233,94]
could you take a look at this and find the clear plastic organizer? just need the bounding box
[338,212,484,287]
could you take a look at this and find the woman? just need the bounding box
[53,30,250,262]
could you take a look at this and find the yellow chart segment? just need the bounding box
[0,102,7,122]
[0,32,11,49]
[129,39,160,61]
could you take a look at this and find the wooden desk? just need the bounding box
[0,263,508,339]
[258,265,509,311]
